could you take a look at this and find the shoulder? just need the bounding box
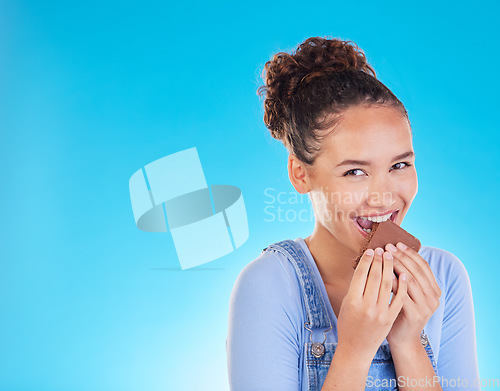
[231,243,301,301]
[419,245,465,269]
[418,245,471,294]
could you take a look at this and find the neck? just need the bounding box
[304,225,357,287]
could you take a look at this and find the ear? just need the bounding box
[288,154,313,194]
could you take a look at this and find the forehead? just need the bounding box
[322,105,413,159]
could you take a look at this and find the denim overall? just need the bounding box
[262,239,438,391]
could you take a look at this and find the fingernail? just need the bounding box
[401,273,407,281]
[375,247,384,255]
[397,242,407,250]
[365,249,374,256]
[385,252,393,260]
[387,243,397,253]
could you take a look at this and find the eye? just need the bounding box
[391,162,412,171]
[343,168,366,177]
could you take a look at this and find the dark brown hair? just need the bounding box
[258,37,408,167]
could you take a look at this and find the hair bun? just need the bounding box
[258,37,375,140]
[296,37,375,83]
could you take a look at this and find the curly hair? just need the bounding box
[258,37,408,167]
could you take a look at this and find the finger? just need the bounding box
[364,247,384,303]
[377,251,394,306]
[395,243,441,298]
[398,243,440,296]
[350,249,375,297]
[388,244,426,292]
[394,254,440,317]
[392,274,418,313]
[392,258,426,304]
[392,245,437,299]
[389,272,408,319]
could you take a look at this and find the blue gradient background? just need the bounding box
[1,1,499,390]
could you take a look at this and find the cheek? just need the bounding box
[333,183,369,209]
[397,170,418,201]
[325,186,367,223]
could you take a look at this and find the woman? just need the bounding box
[226,37,479,391]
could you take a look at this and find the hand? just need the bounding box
[337,247,408,361]
[385,242,442,348]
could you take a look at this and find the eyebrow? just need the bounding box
[335,151,415,167]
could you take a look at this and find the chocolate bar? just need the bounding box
[352,220,421,269]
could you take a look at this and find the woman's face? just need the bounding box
[303,104,418,255]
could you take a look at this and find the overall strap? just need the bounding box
[263,239,332,330]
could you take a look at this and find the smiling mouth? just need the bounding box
[354,211,399,234]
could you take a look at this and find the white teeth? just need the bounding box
[361,227,372,233]
[359,213,392,223]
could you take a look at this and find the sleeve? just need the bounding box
[437,252,480,391]
[226,253,303,391]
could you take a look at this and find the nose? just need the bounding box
[366,175,396,209]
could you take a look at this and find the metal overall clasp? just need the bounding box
[420,330,429,347]
[304,322,332,358]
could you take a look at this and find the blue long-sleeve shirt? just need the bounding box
[227,237,480,390]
